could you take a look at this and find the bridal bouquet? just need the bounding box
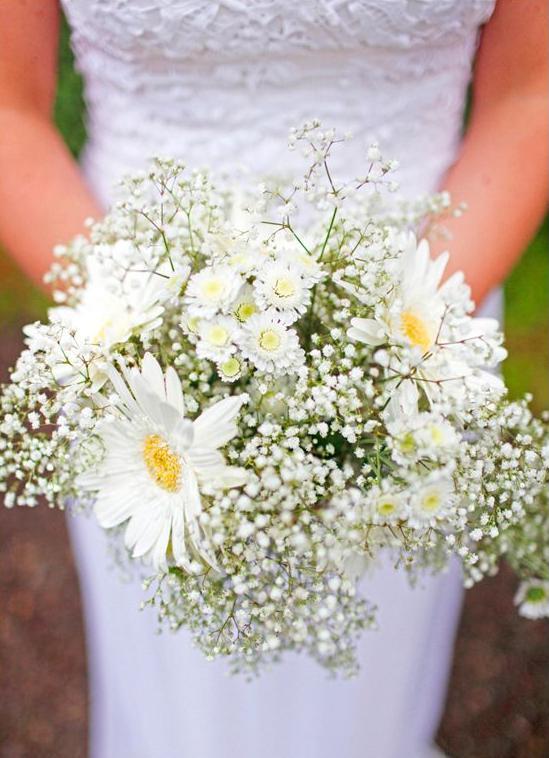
[1,123,548,675]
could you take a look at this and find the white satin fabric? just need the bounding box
[60,1,499,756]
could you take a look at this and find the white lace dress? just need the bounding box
[60,2,498,757]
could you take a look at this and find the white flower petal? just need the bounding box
[131,507,169,560]
[94,491,136,528]
[348,318,385,346]
[106,365,142,418]
[212,465,249,489]
[182,464,202,522]
[170,505,191,570]
[187,447,225,472]
[124,507,152,550]
[193,395,245,449]
[141,352,166,398]
[150,519,172,570]
[172,418,194,449]
[128,374,167,426]
[165,365,186,414]
[156,398,186,436]
[425,250,449,292]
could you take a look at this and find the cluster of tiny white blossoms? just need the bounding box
[1,122,548,675]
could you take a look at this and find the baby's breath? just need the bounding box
[1,125,548,676]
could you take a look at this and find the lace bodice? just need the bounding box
[61,0,496,202]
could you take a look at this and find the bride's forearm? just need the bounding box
[0,108,102,290]
[0,0,100,292]
[436,93,548,307]
[433,0,548,308]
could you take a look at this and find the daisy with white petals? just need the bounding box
[79,353,248,570]
[410,476,455,526]
[232,284,259,324]
[196,316,240,362]
[515,580,549,620]
[43,256,167,390]
[238,312,304,374]
[51,256,166,353]
[369,489,405,525]
[348,234,448,355]
[254,261,313,324]
[348,233,505,409]
[279,245,324,283]
[217,356,245,383]
[185,265,242,317]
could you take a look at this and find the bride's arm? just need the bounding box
[0,3,546,302]
[0,1,102,289]
[436,0,548,306]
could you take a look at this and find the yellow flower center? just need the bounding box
[399,432,416,454]
[220,357,241,378]
[206,324,229,346]
[429,425,445,445]
[143,434,181,492]
[274,277,296,298]
[377,497,397,516]
[420,490,442,513]
[400,310,433,352]
[234,301,257,322]
[258,329,281,352]
[200,278,224,300]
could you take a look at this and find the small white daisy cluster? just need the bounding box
[181,233,317,378]
[1,124,548,676]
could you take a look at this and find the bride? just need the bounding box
[1,2,547,756]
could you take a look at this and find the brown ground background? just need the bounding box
[1,18,548,758]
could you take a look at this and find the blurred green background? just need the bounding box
[1,22,547,409]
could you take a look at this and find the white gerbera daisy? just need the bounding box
[349,234,507,408]
[254,261,313,324]
[51,256,165,352]
[238,312,304,375]
[515,580,549,620]
[79,353,248,570]
[185,265,242,317]
[196,316,240,362]
[348,235,448,355]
